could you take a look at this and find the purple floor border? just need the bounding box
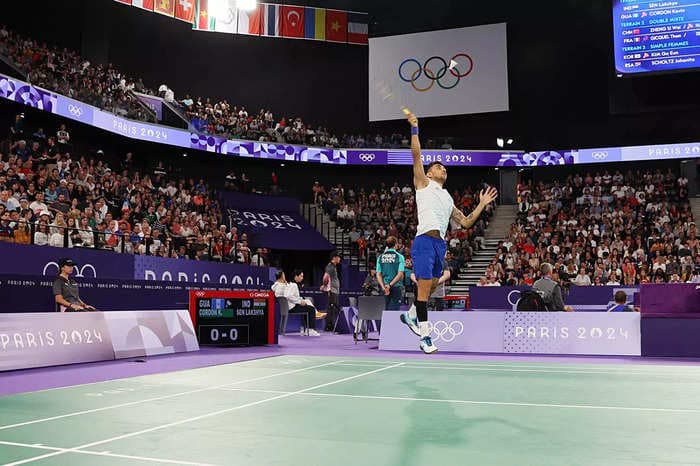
[3,333,700,396]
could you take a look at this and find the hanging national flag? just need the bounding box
[114,0,132,5]
[326,9,347,43]
[132,0,154,10]
[279,5,305,38]
[264,4,280,37]
[347,12,368,45]
[304,7,325,41]
[212,0,237,33]
[154,0,175,17]
[196,0,215,31]
[175,0,195,23]
[237,4,265,35]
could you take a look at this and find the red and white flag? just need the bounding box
[175,0,195,23]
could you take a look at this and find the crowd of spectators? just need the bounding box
[0,114,271,266]
[0,25,449,151]
[0,26,154,122]
[478,169,700,286]
[314,180,495,285]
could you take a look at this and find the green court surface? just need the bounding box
[2,356,700,465]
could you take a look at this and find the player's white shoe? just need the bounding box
[400,312,420,336]
[307,329,321,337]
[420,337,438,354]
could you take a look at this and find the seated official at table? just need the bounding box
[53,258,97,312]
[607,290,637,312]
[284,270,325,337]
[532,263,574,312]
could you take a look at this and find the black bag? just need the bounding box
[517,289,548,312]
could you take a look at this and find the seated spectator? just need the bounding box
[606,291,635,312]
[283,270,323,336]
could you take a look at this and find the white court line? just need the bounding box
[332,362,700,376]
[2,362,404,466]
[218,387,700,414]
[329,359,700,372]
[0,360,341,431]
[0,440,218,466]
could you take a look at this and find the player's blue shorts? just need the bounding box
[411,234,447,280]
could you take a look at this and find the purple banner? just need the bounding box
[134,255,275,286]
[503,312,641,355]
[379,311,505,352]
[379,310,641,355]
[0,313,114,371]
[470,285,639,312]
[0,242,134,280]
[640,284,700,315]
[388,150,508,167]
[134,92,163,121]
[0,310,198,372]
[346,150,389,165]
[3,72,700,167]
[220,192,334,251]
[0,242,276,286]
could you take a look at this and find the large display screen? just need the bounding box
[613,0,700,75]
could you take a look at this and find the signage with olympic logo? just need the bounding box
[398,54,474,92]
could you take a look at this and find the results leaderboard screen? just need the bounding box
[188,290,275,347]
[613,0,700,75]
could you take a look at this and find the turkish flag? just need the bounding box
[175,0,195,23]
[279,5,305,38]
[326,9,347,43]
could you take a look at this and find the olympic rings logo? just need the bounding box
[427,320,464,343]
[68,104,83,117]
[359,153,376,162]
[398,54,474,92]
[591,151,608,161]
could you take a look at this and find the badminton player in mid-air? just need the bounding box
[402,111,498,353]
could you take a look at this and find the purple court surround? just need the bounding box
[4,333,700,397]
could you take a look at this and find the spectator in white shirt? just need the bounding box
[284,270,322,336]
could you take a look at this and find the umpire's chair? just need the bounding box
[354,296,385,344]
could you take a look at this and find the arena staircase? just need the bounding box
[449,204,518,294]
[692,196,700,225]
[301,203,367,271]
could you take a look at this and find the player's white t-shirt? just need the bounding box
[415,180,454,239]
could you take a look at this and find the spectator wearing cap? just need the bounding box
[52,258,97,312]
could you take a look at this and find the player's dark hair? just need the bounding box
[425,161,445,173]
[293,269,304,279]
[275,270,285,280]
[614,290,627,304]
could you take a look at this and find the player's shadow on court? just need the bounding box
[394,380,537,466]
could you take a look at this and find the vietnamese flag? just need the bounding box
[175,0,195,23]
[279,5,305,38]
[326,9,347,43]
[154,0,175,17]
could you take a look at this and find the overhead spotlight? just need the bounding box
[237,0,257,11]
[182,153,188,158]
[497,137,514,148]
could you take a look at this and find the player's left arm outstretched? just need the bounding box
[451,186,498,229]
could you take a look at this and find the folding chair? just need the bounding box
[354,296,385,344]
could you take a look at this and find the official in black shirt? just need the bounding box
[52,258,97,312]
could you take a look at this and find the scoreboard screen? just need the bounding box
[613,0,700,75]
[188,290,275,346]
